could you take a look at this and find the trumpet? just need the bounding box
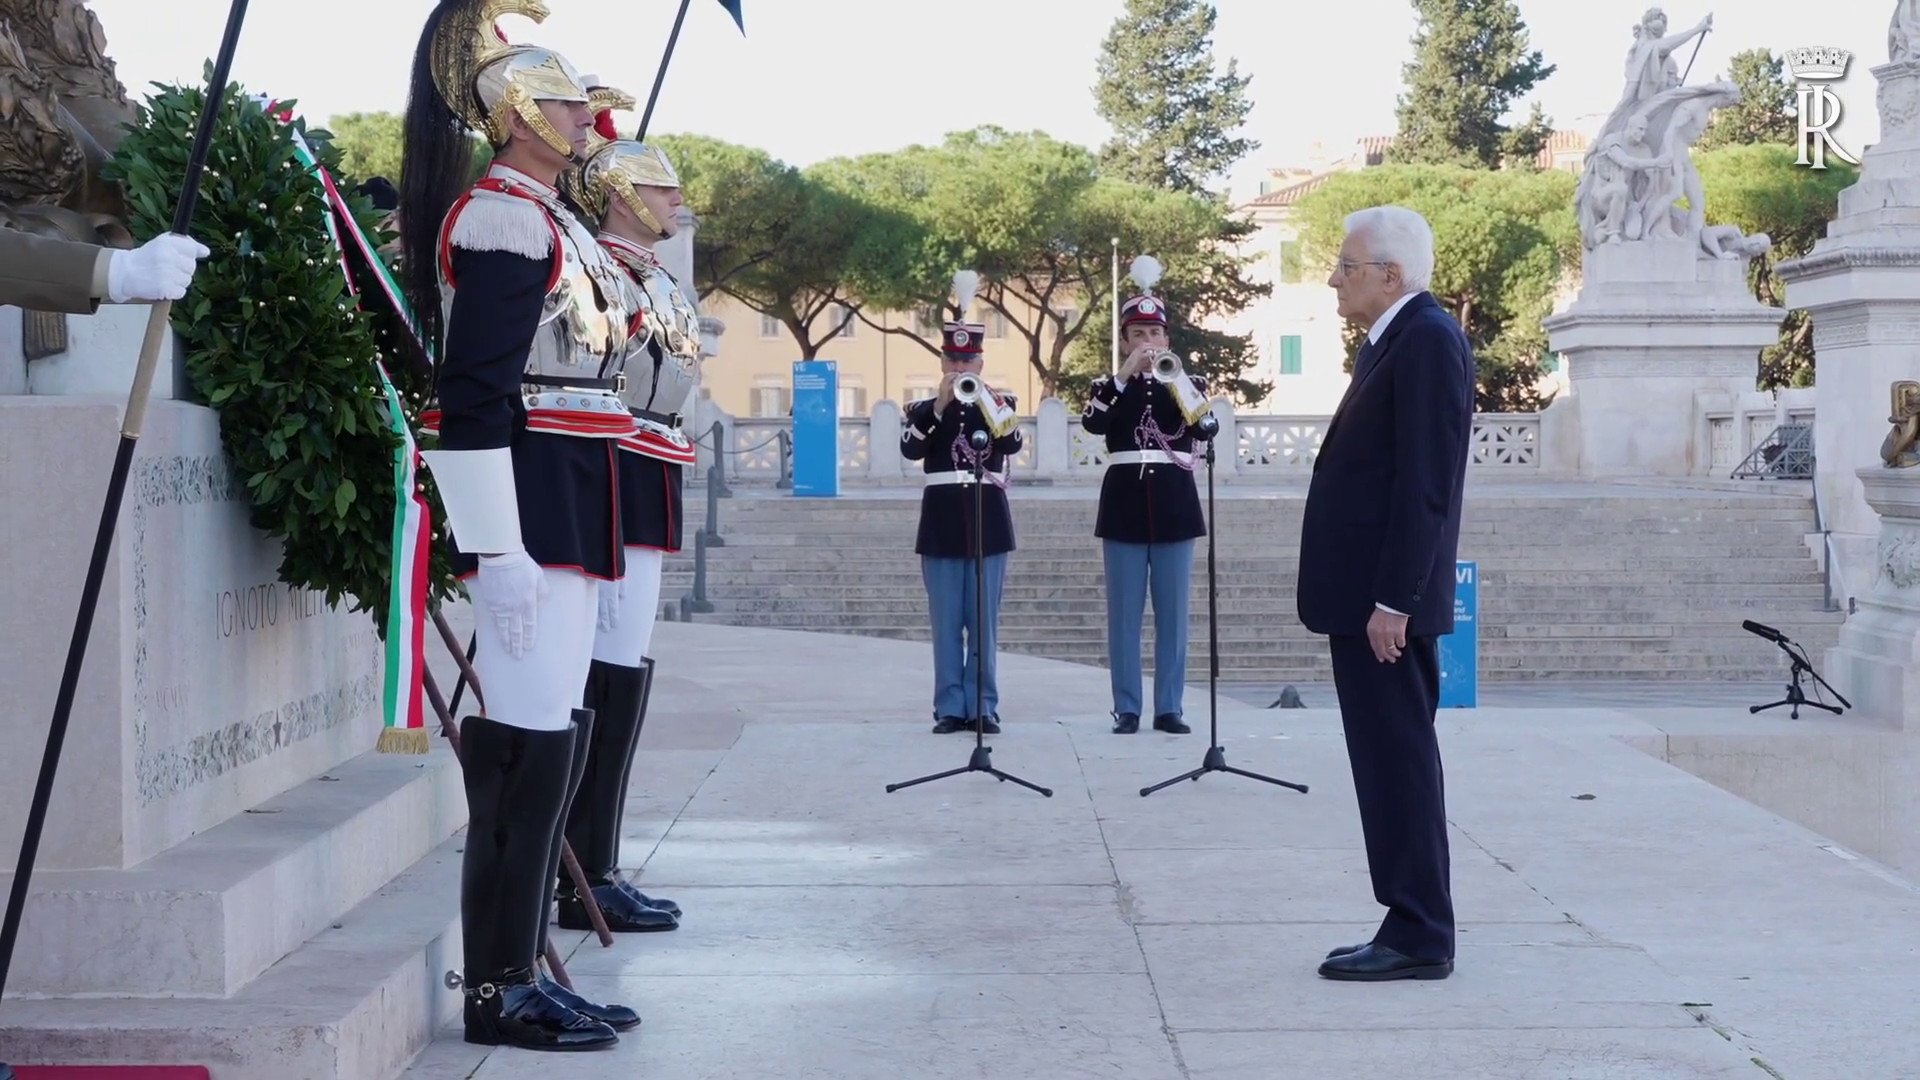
[954,373,988,403]
[1149,350,1183,382]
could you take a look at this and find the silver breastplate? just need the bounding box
[608,243,701,415]
[439,193,632,390]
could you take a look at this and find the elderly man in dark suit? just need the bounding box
[1297,205,1473,982]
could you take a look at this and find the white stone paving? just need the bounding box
[403,620,1920,1080]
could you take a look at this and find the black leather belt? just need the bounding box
[524,373,625,392]
[633,407,682,427]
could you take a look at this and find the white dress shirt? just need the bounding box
[1364,290,1424,619]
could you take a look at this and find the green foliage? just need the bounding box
[1093,0,1256,194]
[1290,163,1578,411]
[107,76,458,636]
[1391,0,1556,169]
[328,109,487,186]
[1695,143,1856,388]
[1091,0,1270,404]
[1695,50,1796,153]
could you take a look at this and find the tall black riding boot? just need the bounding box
[457,714,618,1051]
[558,659,678,932]
[612,657,680,917]
[536,709,640,1031]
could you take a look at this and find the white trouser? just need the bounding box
[592,546,664,666]
[470,567,598,732]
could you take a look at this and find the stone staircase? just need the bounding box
[660,483,1847,683]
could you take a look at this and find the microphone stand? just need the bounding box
[889,424,1051,797]
[1749,630,1848,720]
[1143,412,1308,798]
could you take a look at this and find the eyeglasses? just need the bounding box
[1337,260,1391,275]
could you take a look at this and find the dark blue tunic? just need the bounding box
[901,396,1022,559]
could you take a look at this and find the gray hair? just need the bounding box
[1343,205,1434,292]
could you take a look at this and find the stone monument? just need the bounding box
[1778,5,1920,603]
[1820,382,1920,726]
[1541,7,1788,477]
[0,5,468,1076]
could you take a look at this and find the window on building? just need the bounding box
[989,310,1008,338]
[759,313,780,338]
[753,383,789,417]
[1279,334,1303,375]
[915,306,940,334]
[829,303,855,338]
[838,384,867,417]
[1278,240,1303,284]
[1052,307,1078,331]
[905,382,937,403]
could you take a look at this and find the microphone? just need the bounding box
[1741,619,1786,644]
[1195,412,1220,438]
[969,429,990,450]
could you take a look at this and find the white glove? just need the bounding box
[478,551,548,658]
[106,233,211,303]
[597,576,622,632]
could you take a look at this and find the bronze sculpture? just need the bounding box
[1882,380,1920,468]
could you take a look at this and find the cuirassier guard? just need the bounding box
[401,0,639,1051]
[547,94,701,932]
[1081,255,1210,736]
[900,271,1023,735]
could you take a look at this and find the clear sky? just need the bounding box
[90,0,1883,199]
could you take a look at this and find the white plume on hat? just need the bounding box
[1129,254,1163,295]
[951,269,979,316]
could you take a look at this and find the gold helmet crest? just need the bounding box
[427,0,589,154]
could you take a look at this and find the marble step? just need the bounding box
[0,831,466,1080]
[0,746,466,998]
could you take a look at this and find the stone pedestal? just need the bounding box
[1778,60,1920,590]
[0,302,186,399]
[1542,239,1786,476]
[1823,468,1920,728]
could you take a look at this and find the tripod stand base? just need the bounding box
[887,743,1052,797]
[1141,744,1309,797]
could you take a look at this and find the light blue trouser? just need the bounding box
[1102,538,1194,718]
[922,553,1009,719]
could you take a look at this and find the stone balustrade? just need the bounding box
[684,390,1820,486]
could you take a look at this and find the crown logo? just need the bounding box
[1784,46,1850,80]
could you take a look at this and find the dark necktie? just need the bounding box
[1352,336,1381,383]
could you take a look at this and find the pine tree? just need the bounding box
[1094,0,1256,194]
[1085,0,1272,404]
[1695,49,1796,151]
[1390,0,1555,169]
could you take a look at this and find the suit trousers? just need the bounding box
[1328,633,1455,960]
[922,552,1008,720]
[591,546,664,667]
[1101,538,1193,718]
[469,567,599,732]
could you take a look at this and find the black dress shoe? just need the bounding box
[614,877,681,918]
[1325,941,1368,959]
[463,971,619,1050]
[538,972,641,1031]
[1153,713,1191,734]
[558,882,680,932]
[1112,712,1140,734]
[931,715,968,734]
[973,715,1001,734]
[1317,942,1452,981]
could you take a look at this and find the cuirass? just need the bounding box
[605,241,701,415]
[530,216,631,384]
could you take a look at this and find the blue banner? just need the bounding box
[1438,560,1478,708]
[790,360,839,497]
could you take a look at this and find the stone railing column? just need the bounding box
[1036,397,1072,477]
[869,400,905,481]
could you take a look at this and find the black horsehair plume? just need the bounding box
[399,0,479,370]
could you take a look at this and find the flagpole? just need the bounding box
[1110,237,1119,376]
[637,0,694,140]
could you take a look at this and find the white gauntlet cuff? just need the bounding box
[420,447,524,555]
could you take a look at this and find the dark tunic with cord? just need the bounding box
[900,396,1022,559]
[1080,371,1208,544]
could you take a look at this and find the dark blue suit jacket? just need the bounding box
[1296,291,1474,639]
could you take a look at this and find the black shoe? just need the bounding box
[1317,942,1452,981]
[538,971,640,1031]
[1325,941,1369,959]
[931,715,968,734]
[462,969,618,1050]
[1153,713,1191,734]
[973,715,1001,735]
[614,876,681,918]
[558,880,680,932]
[1111,712,1140,734]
